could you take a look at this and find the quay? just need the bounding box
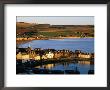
[17,58,94,67]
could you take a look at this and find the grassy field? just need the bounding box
[16,22,94,38]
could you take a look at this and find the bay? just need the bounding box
[18,38,94,53]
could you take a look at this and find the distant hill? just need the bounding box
[16,22,35,28]
[16,22,94,38]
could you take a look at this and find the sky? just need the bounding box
[16,16,94,25]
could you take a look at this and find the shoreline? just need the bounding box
[16,40,32,45]
[16,37,94,45]
[48,37,94,39]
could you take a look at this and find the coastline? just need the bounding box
[48,37,94,39]
[16,40,32,45]
[16,37,94,45]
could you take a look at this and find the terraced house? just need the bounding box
[16,47,94,62]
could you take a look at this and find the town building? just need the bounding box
[16,47,94,61]
[16,52,30,63]
[46,52,54,59]
[34,54,41,60]
[42,55,48,60]
[78,53,91,59]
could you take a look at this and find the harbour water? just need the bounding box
[35,61,94,74]
[18,38,94,74]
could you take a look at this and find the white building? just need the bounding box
[42,55,48,59]
[46,52,54,59]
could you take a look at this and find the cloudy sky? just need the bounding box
[17,16,94,25]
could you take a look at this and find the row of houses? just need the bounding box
[16,47,94,61]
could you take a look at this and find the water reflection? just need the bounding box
[35,61,94,74]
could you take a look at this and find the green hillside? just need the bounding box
[16,22,94,38]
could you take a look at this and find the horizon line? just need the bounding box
[16,22,94,25]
